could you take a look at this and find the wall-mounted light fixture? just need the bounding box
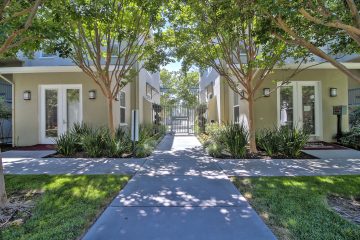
[330,88,337,97]
[263,88,270,97]
[23,90,31,100]
[115,92,119,101]
[89,90,96,99]
[239,90,245,99]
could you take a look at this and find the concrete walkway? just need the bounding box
[83,135,276,240]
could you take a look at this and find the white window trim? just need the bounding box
[276,81,322,139]
[119,91,126,125]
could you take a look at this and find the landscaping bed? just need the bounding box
[52,123,165,158]
[197,124,315,159]
[233,176,360,240]
[1,174,130,240]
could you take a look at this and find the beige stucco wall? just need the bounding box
[225,69,349,142]
[349,70,360,89]
[13,72,135,146]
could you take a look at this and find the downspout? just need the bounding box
[0,74,15,147]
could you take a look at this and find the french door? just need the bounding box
[277,81,321,138]
[40,85,82,144]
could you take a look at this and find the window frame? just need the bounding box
[233,92,240,124]
[146,83,153,99]
[206,82,214,101]
[119,91,126,125]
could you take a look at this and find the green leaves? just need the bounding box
[160,69,199,107]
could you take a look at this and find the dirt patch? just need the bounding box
[0,190,43,230]
[327,195,360,225]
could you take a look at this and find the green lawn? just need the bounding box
[233,176,360,240]
[1,175,130,240]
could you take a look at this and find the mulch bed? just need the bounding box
[0,190,43,230]
[303,141,348,150]
[1,144,56,152]
[49,152,133,158]
[327,195,360,226]
[218,149,318,159]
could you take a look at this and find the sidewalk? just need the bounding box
[82,135,276,240]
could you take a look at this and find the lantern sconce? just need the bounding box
[23,90,31,100]
[89,90,96,100]
[330,88,337,97]
[115,92,119,101]
[263,88,270,97]
[239,90,245,99]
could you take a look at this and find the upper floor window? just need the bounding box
[146,83,153,99]
[39,51,56,58]
[206,82,214,101]
[146,83,158,100]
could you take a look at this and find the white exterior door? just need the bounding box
[277,81,322,138]
[40,85,82,144]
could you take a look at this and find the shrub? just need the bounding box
[55,123,164,158]
[349,107,360,127]
[206,142,224,158]
[139,124,156,143]
[134,141,155,158]
[257,126,309,158]
[55,133,78,156]
[206,123,225,143]
[340,125,360,150]
[220,124,248,158]
[256,128,281,156]
[278,126,309,158]
[81,127,111,157]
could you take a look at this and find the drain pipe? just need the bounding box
[0,74,15,147]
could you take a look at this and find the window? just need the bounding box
[119,91,126,124]
[206,82,214,101]
[111,43,120,57]
[39,51,56,58]
[233,92,240,123]
[146,83,152,99]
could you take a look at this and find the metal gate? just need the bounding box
[153,105,195,134]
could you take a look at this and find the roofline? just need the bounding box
[1,62,360,74]
[275,62,360,70]
[0,65,122,74]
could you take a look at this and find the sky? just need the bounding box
[162,60,182,72]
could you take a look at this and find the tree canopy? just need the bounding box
[258,0,360,82]
[164,0,310,152]
[0,0,43,57]
[160,69,199,107]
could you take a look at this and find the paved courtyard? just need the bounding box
[82,135,276,240]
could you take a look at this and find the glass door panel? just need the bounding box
[279,86,294,128]
[41,85,82,144]
[45,89,58,138]
[301,86,316,134]
[66,89,81,130]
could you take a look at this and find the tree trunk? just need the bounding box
[106,97,115,136]
[0,151,7,208]
[247,95,258,153]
